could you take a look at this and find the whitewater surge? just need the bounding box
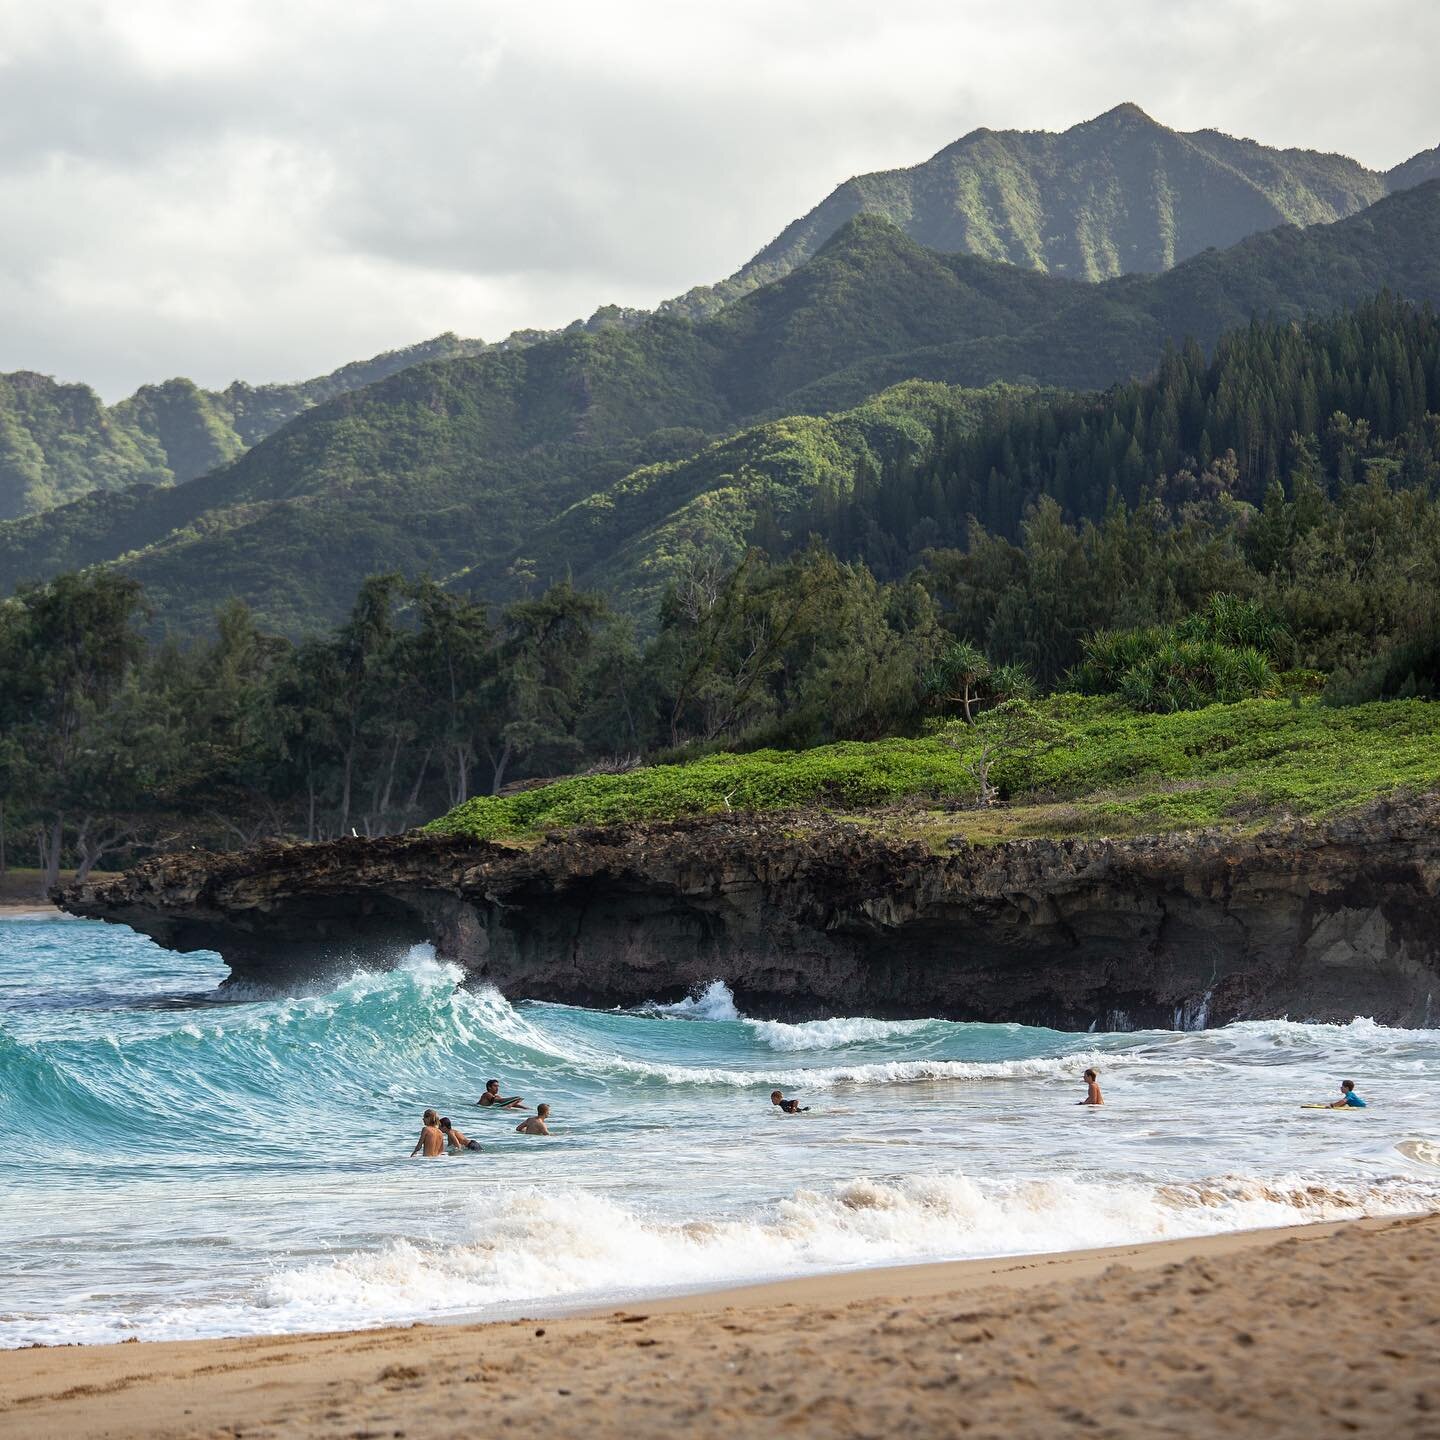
[3,922,1439,1347]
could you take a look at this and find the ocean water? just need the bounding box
[3,915,1439,1348]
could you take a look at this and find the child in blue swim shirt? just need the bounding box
[1329,1079,1367,1108]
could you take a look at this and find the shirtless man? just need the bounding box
[476,1079,525,1109]
[515,1103,551,1135]
[410,1108,446,1157]
[439,1117,482,1152]
[1078,1068,1104,1106]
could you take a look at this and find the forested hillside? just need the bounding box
[4,184,1438,634]
[10,106,1437,530]
[0,333,486,519]
[4,295,1440,882]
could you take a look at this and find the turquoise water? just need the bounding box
[3,914,1439,1346]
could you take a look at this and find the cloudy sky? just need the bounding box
[1,0,1437,398]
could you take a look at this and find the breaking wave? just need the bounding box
[5,928,1439,1349]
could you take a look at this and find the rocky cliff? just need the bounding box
[57,798,1440,1030]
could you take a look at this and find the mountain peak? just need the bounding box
[730,104,1405,293]
[1085,101,1158,128]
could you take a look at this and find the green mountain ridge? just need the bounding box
[8,105,1435,530]
[5,182,1440,634]
[0,333,488,520]
[664,102,1440,318]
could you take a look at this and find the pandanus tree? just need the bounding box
[923,640,991,722]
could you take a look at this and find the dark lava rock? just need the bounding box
[57,798,1440,1030]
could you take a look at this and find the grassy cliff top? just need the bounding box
[425,697,1440,846]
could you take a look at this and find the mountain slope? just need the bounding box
[11,106,1433,525]
[5,182,1440,633]
[0,333,487,520]
[666,103,1431,320]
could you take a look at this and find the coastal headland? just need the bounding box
[60,794,1440,1029]
[2,1215,1436,1439]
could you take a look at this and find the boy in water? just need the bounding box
[476,1079,525,1109]
[409,1109,446,1157]
[515,1103,551,1135]
[1328,1079,1367,1108]
[439,1117,482,1152]
[770,1090,809,1114]
[1078,1068,1104,1105]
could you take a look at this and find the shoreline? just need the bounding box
[0,901,63,917]
[4,1214,1437,1437]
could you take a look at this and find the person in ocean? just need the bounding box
[515,1103,551,1135]
[1078,1068,1104,1105]
[770,1090,808,1114]
[1328,1079,1367,1108]
[409,1109,446,1157]
[476,1079,525,1109]
[439,1117,482,1152]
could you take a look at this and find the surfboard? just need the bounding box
[1300,1103,1355,1110]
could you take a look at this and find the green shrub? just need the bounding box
[426,697,1440,841]
[1071,596,1285,713]
[1324,624,1440,706]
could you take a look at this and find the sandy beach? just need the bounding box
[2,1215,1436,1439]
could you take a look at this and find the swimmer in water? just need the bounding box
[1078,1068,1104,1106]
[1328,1079,1367,1108]
[770,1090,809,1114]
[439,1117,482,1152]
[476,1079,525,1109]
[410,1108,446,1157]
[515,1103,551,1135]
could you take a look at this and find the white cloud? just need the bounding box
[0,0,1435,397]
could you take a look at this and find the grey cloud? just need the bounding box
[0,0,1435,398]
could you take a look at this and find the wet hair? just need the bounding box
[537,1104,550,1117]
[423,1109,439,1125]
[770,1090,783,1100]
[1084,1069,1097,1082]
[1341,1079,1355,1092]
[485,1079,500,1091]
[439,1118,453,1132]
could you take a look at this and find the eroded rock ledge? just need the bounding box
[58,798,1440,1030]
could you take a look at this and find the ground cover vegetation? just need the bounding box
[427,697,1440,844]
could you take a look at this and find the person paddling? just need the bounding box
[1328,1079,1367,1108]
[476,1079,525,1110]
[439,1117,482,1152]
[770,1090,809,1114]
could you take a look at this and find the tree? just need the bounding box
[0,573,149,891]
[923,640,990,722]
[958,700,1068,807]
[483,582,608,793]
[409,581,494,809]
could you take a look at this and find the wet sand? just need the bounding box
[2,1214,1437,1438]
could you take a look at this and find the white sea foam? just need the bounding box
[7,1169,1433,1348]
[1397,1138,1440,1168]
[747,1016,942,1051]
[647,980,744,1022]
[601,1050,1117,1089]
